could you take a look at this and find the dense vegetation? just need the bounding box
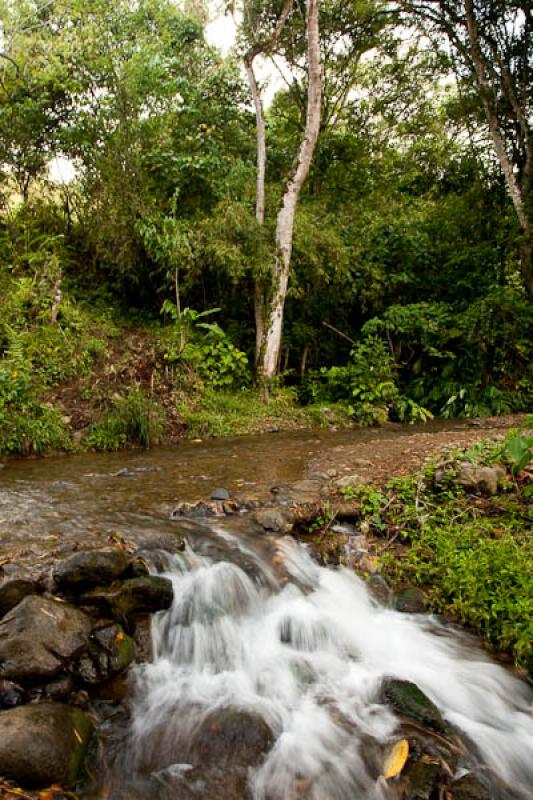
[0,0,531,454]
[339,423,533,671]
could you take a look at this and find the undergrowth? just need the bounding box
[343,433,533,671]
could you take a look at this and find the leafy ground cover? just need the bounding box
[341,426,533,672]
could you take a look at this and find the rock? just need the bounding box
[367,575,393,606]
[381,679,448,733]
[130,531,185,554]
[400,759,444,800]
[80,576,173,619]
[0,679,24,709]
[191,708,274,767]
[333,473,370,490]
[0,574,40,618]
[211,487,230,501]
[0,702,94,787]
[450,774,491,800]
[327,468,338,478]
[53,549,132,589]
[253,508,295,534]
[395,587,427,614]
[130,613,153,662]
[75,623,134,684]
[456,463,506,496]
[39,675,74,701]
[0,596,92,681]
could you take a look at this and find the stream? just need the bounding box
[1,424,532,799]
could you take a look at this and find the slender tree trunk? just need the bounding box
[261,0,322,380]
[464,0,532,298]
[244,57,267,364]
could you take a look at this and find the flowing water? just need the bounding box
[0,424,532,798]
[106,526,533,800]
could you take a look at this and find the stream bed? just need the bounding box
[1,423,532,799]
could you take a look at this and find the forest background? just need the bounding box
[0,0,531,454]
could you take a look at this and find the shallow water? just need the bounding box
[1,423,531,798]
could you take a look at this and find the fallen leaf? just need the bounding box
[73,728,83,745]
[383,738,409,780]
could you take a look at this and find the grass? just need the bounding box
[179,387,353,438]
[343,458,533,672]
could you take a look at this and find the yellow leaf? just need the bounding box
[383,738,409,780]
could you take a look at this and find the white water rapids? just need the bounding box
[122,528,533,800]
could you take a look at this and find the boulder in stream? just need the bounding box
[381,678,448,734]
[0,701,94,787]
[75,623,135,684]
[0,573,40,618]
[395,587,427,614]
[80,575,173,619]
[0,595,92,681]
[53,548,132,589]
[253,507,295,534]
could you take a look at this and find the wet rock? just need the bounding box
[450,774,491,799]
[381,679,448,733]
[40,675,74,701]
[0,595,92,680]
[130,613,153,662]
[130,531,185,554]
[253,507,295,534]
[0,701,94,788]
[456,463,506,496]
[211,487,230,501]
[172,500,224,518]
[53,548,131,589]
[75,623,134,684]
[0,574,40,618]
[80,576,173,619]
[395,587,427,614]
[0,679,24,708]
[192,708,274,768]
[400,758,444,800]
[367,575,393,606]
[334,473,370,490]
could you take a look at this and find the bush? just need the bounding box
[0,366,70,454]
[84,388,164,451]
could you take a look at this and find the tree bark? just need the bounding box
[464,0,532,298]
[244,57,267,364]
[261,0,322,380]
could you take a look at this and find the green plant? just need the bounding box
[350,459,533,671]
[84,387,164,451]
[500,416,533,474]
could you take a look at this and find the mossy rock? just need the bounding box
[0,702,94,787]
[381,678,448,733]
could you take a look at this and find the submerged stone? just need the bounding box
[0,702,94,787]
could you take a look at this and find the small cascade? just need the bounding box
[116,533,533,800]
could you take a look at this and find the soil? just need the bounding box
[307,415,521,486]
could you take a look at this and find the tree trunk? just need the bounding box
[261,0,322,380]
[464,0,532,298]
[244,57,267,364]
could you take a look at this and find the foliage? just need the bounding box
[346,462,533,671]
[180,387,311,438]
[305,336,432,425]
[84,387,163,451]
[500,416,533,475]
[0,366,70,454]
